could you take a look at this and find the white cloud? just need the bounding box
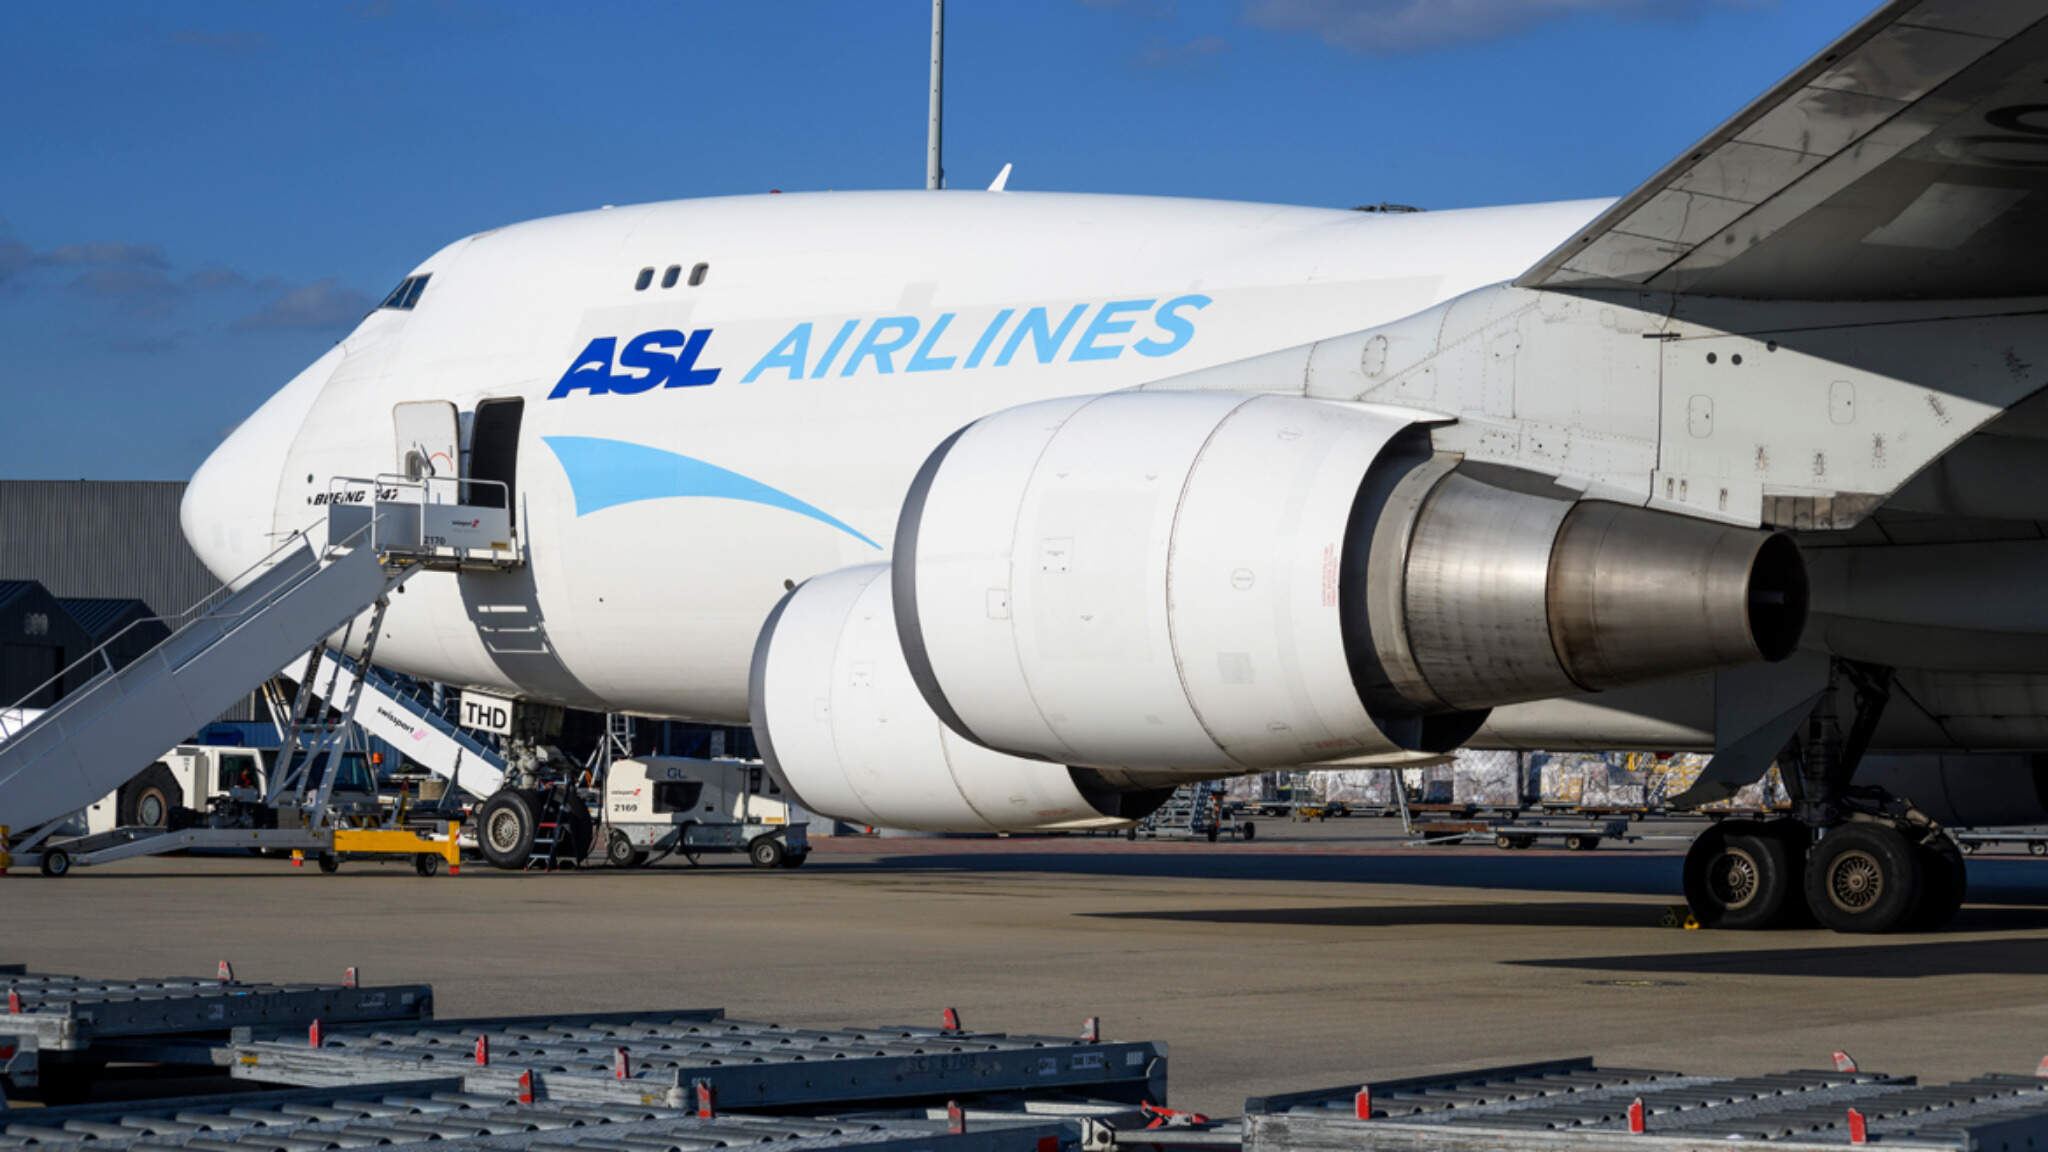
[234,278,372,331]
[1244,0,1752,54]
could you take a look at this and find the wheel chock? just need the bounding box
[1659,905,1701,929]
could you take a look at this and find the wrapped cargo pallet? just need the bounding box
[1452,750,1522,808]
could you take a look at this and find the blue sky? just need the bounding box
[1,0,1876,482]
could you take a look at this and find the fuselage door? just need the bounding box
[467,397,523,525]
[393,400,460,498]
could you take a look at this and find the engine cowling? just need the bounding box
[893,391,1808,773]
[748,564,1173,832]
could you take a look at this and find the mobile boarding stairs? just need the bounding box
[301,648,507,799]
[0,476,518,874]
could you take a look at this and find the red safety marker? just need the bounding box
[1035,1139,1059,1152]
[308,1019,322,1048]
[1834,1050,1860,1074]
[342,967,358,989]
[475,1035,490,1066]
[695,1079,716,1119]
[947,1100,965,1135]
[217,960,234,983]
[2037,1053,2048,1079]
[1848,1108,1868,1144]
[1082,1016,1100,1044]
[7,990,21,1013]
[1354,1087,1373,1120]
[517,1069,535,1105]
[1140,1103,1211,1129]
[1627,1098,1646,1134]
[941,1008,962,1033]
[613,1047,631,1079]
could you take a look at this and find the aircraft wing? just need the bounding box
[1516,0,2048,299]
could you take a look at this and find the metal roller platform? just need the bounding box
[1242,1056,2048,1152]
[227,1010,1168,1112]
[0,1077,1080,1152]
[1,968,432,1092]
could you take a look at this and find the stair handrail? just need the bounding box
[0,515,380,720]
[322,650,501,758]
[327,474,510,514]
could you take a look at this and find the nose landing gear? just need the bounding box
[1682,660,1966,934]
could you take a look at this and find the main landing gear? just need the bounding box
[1682,661,1966,934]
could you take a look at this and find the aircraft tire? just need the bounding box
[478,789,538,869]
[1804,822,1923,934]
[1683,820,1800,929]
[1904,833,1966,932]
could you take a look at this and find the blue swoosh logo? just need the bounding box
[541,435,881,549]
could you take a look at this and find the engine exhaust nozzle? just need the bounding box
[1358,462,1808,716]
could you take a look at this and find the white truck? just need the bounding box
[84,745,381,834]
[599,756,808,869]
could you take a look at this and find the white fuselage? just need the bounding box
[182,191,1606,723]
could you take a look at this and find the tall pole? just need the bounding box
[927,0,944,190]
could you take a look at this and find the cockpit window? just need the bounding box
[380,273,431,311]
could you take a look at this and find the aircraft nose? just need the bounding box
[182,346,343,587]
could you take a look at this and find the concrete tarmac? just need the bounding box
[9,817,2048,1114]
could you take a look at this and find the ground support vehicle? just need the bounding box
[1404,817,1631,850]
[13,745,458,878]
[1,492,509,879]
[1954,825,2048,855]
[1485,817,1632,851]
[1133,781,1253,842]
[83,745,380,835]
[596,756,808,870]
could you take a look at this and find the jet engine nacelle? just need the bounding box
[748,564,1173,832]
[893,391,1808,773]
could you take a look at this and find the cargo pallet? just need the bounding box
[226,1009,1167,1113]
[0,966,432,1095]
[0,1077,1088,1152]
[1240,1055,2048,1152]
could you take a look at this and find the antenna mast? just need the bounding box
[927,0,944,190]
